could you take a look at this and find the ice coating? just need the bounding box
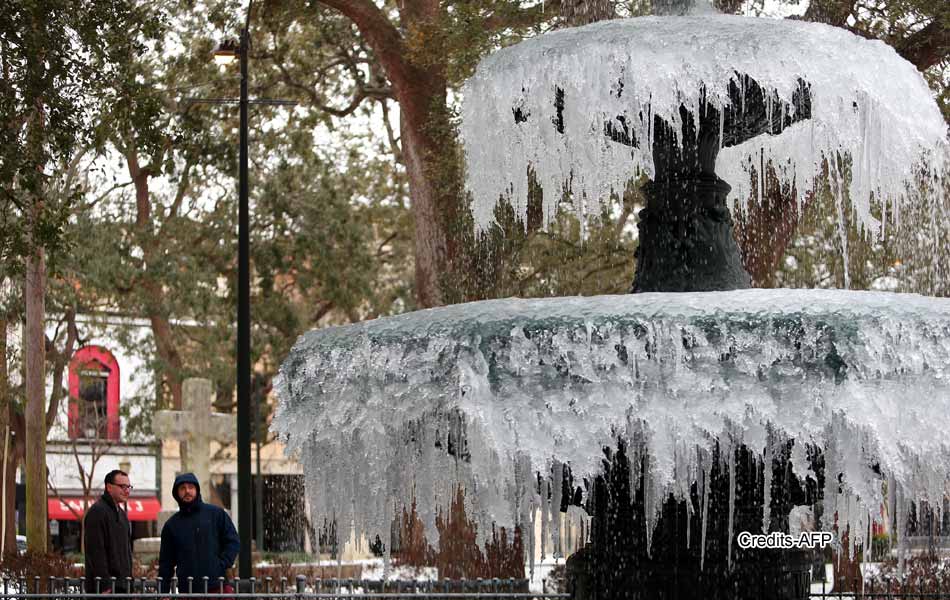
[460,16,948,234]
[273,289,950,561]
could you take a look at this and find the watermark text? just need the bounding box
[737,531,834,549]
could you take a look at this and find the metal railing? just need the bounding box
[0,577,568,600]
[810,576,950,599]
[10,574,950,600]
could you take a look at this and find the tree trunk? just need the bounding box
[398,81,452,308]
[24,240,48,553]
[1,432,17,557]
[319,0,457,308]
[0,314,11,557]
[2,395,24,558]
[147,312,184,409]
[126,152,184,409]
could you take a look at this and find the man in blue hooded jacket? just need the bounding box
[159,473,240,591]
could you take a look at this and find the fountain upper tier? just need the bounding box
[461,15,947,235]
[274,289,950,553]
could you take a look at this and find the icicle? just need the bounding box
[727,443,736,571]
[383,499,393,579]
[845,493,859,562]
[896,483,906,577]
[684,447,694,551]
[644,451,655,557]
[629,437,641,505]
[700,452,710,572]
[762,439,773,533]
[718,102,725,152]
[864,508,872,581]
[882,196,888,237]
[540,475,550,560]
[887,472,897,552]
[740,74,746,115]
[528,494,539,580]
[551,460,564,557]
[686,498,692,550]
[647,100,653,155]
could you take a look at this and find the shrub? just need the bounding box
[0,551,77,581]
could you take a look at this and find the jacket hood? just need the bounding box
[172,472,202,507]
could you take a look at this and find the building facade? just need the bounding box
[45,340,162,552]
[45,316,305,554]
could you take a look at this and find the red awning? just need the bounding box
[48,497,161,521]
[125,498,162,521]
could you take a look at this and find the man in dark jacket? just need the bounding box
[84,469,133,593]
[159,473,240,592]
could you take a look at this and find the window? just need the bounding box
[68,346,121,440]
[78,369,109,439]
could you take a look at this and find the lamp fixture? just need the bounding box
[212,39,240,66]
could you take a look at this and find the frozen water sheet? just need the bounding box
[274,289,950,557]
[460,15,948,233]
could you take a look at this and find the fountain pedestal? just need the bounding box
[632,175,749,292]
[566,442,817,600]
[629,94,756,292]
[567,547,813,600]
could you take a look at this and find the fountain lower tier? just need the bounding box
[274,289,950,578]
[569,441,817,600]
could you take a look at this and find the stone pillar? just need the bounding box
[185,379,213,490]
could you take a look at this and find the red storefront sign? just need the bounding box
[48,497,161,521]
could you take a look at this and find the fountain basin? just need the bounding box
[461,15,947,236]
[274,289,950,561]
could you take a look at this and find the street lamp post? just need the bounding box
[211,14,254,578]
[236,15,253,578]
[203,0,295,578]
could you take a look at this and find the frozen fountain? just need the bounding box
[274,9,949,600]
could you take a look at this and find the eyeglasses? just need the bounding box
[110,483,134,491]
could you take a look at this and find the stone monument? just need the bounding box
[153,377,236,529]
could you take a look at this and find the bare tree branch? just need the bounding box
[83,180,134,211]
[319,0,413,94]
[375,230,399,258]
[166,160,194,222]
[378,98,403,164]
[894,20,949,71]
[312,300,334,324]
[486,0,565,32]
[271,56,391,117]
[802,0,858,27]
[45,307,78,431]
